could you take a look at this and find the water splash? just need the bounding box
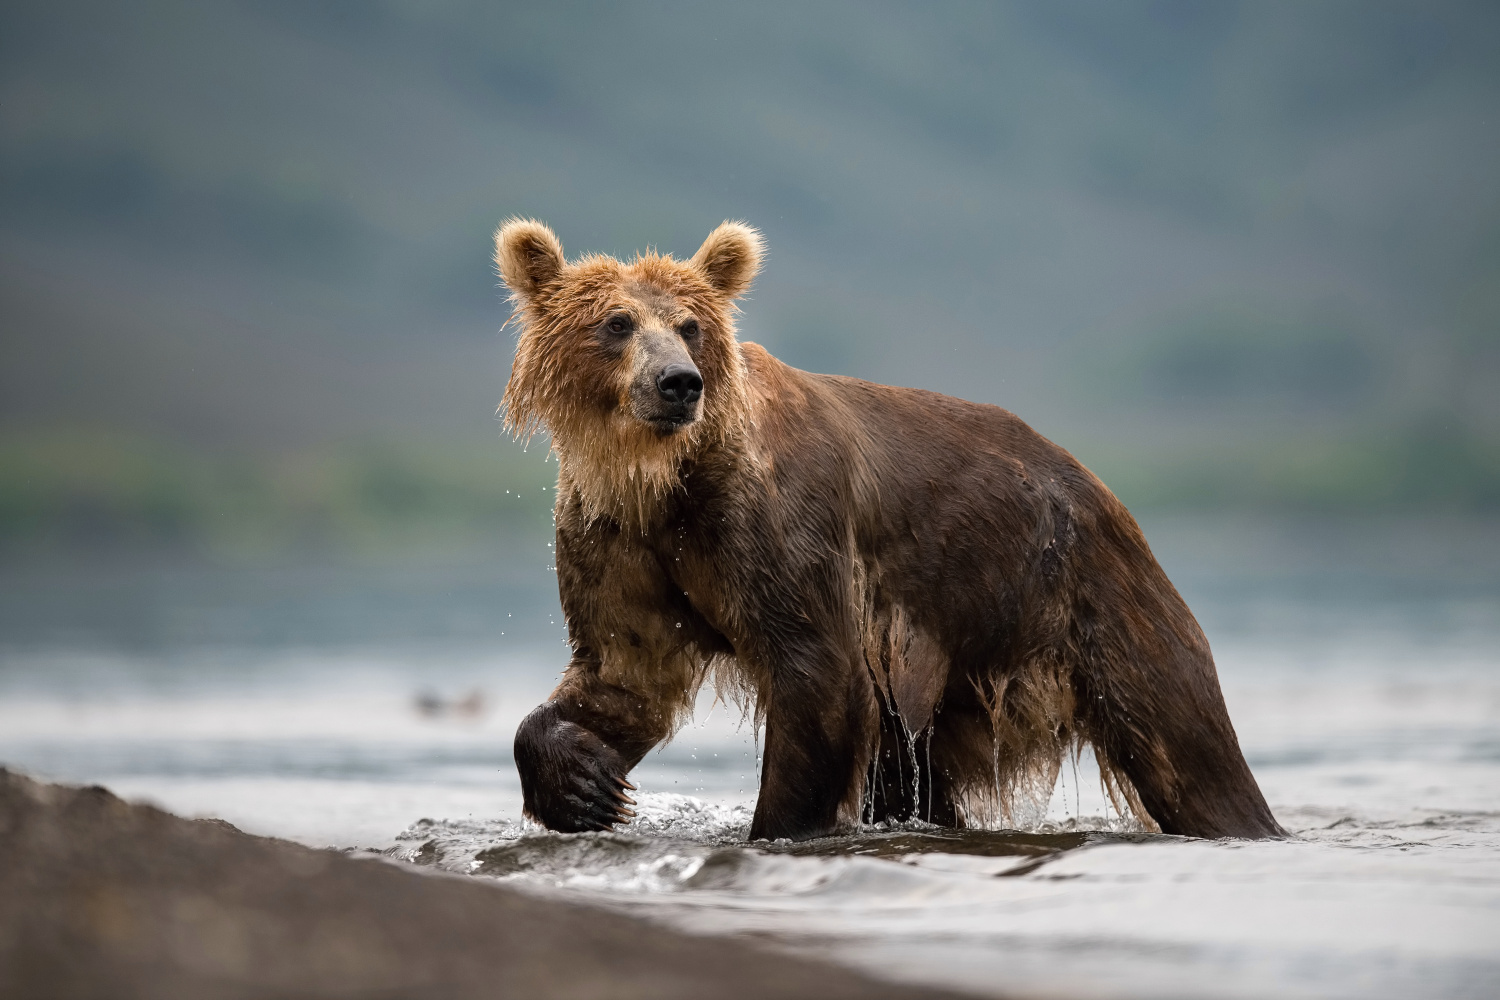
[389,790,1162,900]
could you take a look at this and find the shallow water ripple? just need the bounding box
[393,793,1500,1000]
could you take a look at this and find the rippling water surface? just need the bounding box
[2,521,1498,999]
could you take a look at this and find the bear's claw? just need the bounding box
[514,703,635,832]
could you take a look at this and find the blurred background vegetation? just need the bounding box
[2,0,1497,565]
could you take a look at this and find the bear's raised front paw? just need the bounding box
[513,702,637,832]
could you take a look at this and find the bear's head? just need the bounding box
[496,219,763,525]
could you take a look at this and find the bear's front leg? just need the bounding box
[513,665,668,832]
[750,646,876,842]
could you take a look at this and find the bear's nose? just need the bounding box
[656,364,703,406]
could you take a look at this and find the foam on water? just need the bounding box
[393,793,1156,893]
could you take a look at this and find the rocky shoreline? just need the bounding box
[0,769,965,999]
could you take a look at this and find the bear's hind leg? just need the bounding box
[1074,630,1285,839]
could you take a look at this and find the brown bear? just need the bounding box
[498,218,1284,842]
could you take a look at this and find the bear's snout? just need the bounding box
[656,364,703,407]
[625,328,704,433]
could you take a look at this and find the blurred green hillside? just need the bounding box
[1,1,1497,561]
[0,429,558,562]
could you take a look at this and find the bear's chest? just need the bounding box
[644,522,745,649]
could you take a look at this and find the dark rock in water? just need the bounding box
[0,769,962,1000]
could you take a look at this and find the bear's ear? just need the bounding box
[495,218,566,301]
[690,221,763,299]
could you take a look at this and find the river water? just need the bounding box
[1,518,1497,999]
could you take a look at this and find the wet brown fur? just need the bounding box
[500,219,1285,842]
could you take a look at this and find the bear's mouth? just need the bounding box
[645,414,695,435]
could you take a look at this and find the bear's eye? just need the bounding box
[603,315,632,337]
[679,319,700,340]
